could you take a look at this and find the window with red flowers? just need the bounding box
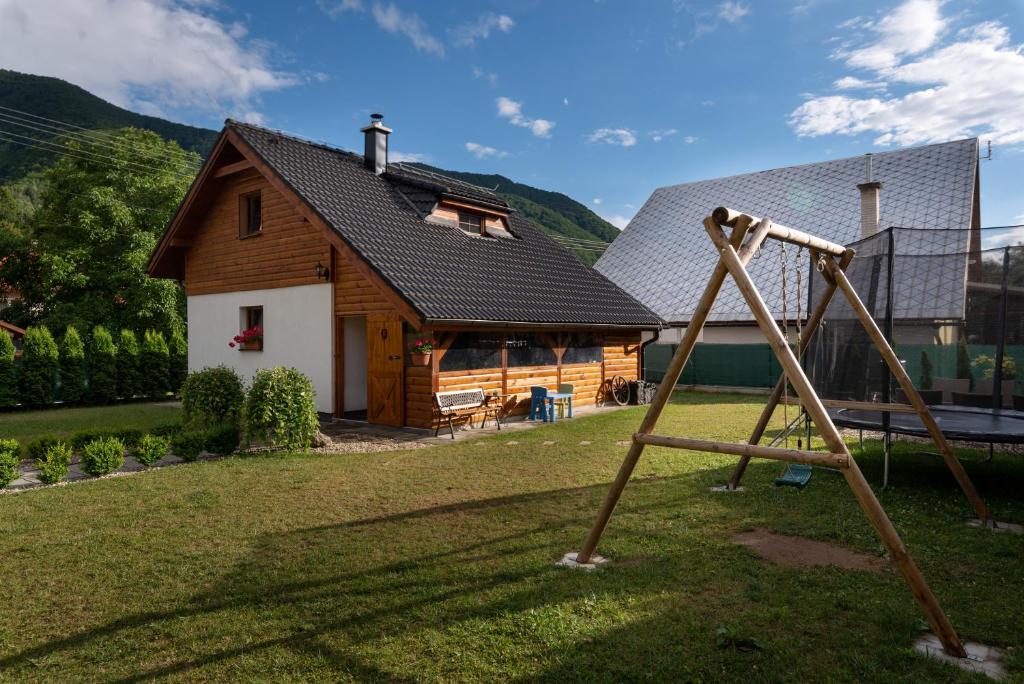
[229,306,264,351]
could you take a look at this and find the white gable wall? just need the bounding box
[187,283,334,412]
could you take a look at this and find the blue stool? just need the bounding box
[529,386,549,421]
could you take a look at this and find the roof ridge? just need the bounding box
[225,118,362,161]
[654,137,978,193]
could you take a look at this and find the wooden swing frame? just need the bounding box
[573,207,992,659]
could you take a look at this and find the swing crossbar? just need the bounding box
[712,206,847,257]
[781,397,920,413]
[633,433,850,468]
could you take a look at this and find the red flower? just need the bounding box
[228,341,236,348]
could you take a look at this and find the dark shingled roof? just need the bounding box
[227,121,661,328]
[595,138,979,324]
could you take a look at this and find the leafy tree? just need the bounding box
[2,128,195,334]
[169,328,188,393]
[0,330,16,407]
[117,329,141,400]
[88,325,117,404]
[59,325,86,404]
[141,329,170,398]
[19,326,58,407]
[920,350,933,390]
[956,336,973,391]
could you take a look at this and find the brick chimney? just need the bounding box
[361,113,391,175]
[857,153,881,238]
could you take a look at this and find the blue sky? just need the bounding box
[1,0,1022,233]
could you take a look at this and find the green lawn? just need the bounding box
[0,402,182,445]
[0,392,1021,682]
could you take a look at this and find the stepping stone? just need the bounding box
[543,441,556,446]
[579,441,592,445]
[616,440,630,447]
[505,440,519,445]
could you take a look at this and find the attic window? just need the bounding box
[457,211,483,236]
[239,191,262,238]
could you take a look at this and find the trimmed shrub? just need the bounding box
[0,438,19,488]
[171,431,205,462]
[59,325,86,404]
[37,441,72,485]
[169,329,188,394]
[245,367,319,450]
[181,366,245,429]
[204,423,240,456]
[89,326,118,404]
[117,329,141,400]
[81,437,125,476]
[136,433,170,466]
[19,326,59,407]
[26,435,61,461]
[149,422,183,438]
[0,330,16,408]
[141,329,170,399]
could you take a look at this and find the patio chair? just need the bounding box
[555,383,574,419]
[529,386,549,421]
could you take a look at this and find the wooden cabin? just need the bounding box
[148,116,662,429]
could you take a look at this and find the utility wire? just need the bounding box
[0,111,199,172]
[0,128,195,179]
[0,104,199,165]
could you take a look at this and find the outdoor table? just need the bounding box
[543,392,573,422]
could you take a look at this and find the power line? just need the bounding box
[0,111,199,172]
[0,128,195,179]
[0,104,199,165]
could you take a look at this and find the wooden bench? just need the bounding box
[433,389,502,439]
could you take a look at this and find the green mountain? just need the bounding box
[0,69,615,263]
[0,70,217,182]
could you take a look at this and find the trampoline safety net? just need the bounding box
[806,226,1024,412]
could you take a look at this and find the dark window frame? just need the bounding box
[239,191,263,238]
[457,211,483,236]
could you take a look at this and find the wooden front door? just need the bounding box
[367,315,404,426]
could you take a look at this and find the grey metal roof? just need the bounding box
[228,121,661,328]
[595,138,979,324]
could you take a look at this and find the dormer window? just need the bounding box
[239,191,262,238]
[457,211,483,236]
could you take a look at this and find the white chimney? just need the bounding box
[857,153,881,238]
[361,113,391,175]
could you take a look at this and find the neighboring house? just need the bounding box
[1,320,24,356]
[595,138,980,386]
[148,116,661,427]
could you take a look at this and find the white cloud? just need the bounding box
[839,0,945,70]
[649,128,678,142]
[602,214,633,230]
[390,150,429,163]
[718,2,750,23]
[464,142,507,159]
[833,76,885,90]
[592,198,602,205]
[587,128,638,147]
[317,0,363,17]
[472,66,497,86]
[563,97,569,106]
[791,3,1024,146]
[0,0,296,120]
[371,3,444,56]
[683,135,698,144]
[450,12,514,47]
[495,97,555,138]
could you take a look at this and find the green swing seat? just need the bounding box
[775,463,813,488]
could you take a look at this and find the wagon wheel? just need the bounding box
[610,375,631,406]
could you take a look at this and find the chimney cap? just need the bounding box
[857,181,882,191]
[361,113,392,134]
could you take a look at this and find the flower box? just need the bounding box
[410,351,431,366]
[239,340,263,352]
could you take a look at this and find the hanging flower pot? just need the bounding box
[409,337,435,366]
[229,326,263,351]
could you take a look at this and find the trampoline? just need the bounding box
[830,405,1024,444]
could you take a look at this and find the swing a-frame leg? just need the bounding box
[570,208,971,659]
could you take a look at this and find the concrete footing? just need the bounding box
[914,634,1006,680]
[557,552,608,571]
[710,484,744,492]
[967,518,1024,535]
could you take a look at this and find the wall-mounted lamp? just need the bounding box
[314,261,330,281]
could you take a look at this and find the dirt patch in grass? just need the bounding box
[732,528,888,573]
